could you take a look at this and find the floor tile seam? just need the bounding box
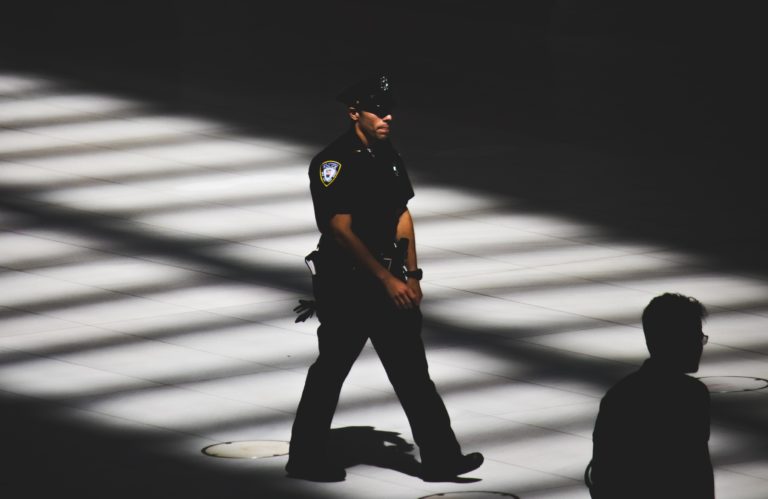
[425,281,638,328]
[1,261,220,305]
[0,107,152,130]
[0,85,146,106]
[427,258,735,301]
[0,273,279,326]
[77,160,306,200]
[221,239,324,260]
[0,127,225,162]
[196,129,314,157]
[702,342,768,360]
[457,407,595,441]
[505,318,641,342]
[58,200,315,262]
[479,455,585,484]
[429,277,768,332]
[418,213,745,280]
[0,342,301,416]
[93,292,298,326]
[518,482,588,495]
[0,94,141,115]
[332,467,436,495]
[1,154,239,194]
[169,296,312,331]
[0,124,159,153]
[419,243,528,268]
[427,356,606,399]
[88,319,314,368]
[0,305,87,335]
[10,111,230,143]
[425,264,691,295]
[343,459,579,496]
[5,154,308,190]
[8,225,306,288]
[0,318,314,382]
[0,385,220,443]
[506,343,642,373]
[509,334,640,368]
[0,86,64,100]
[441,210,664,253]
[494,396,604,418]
[1,138,232,178]
[2,200,309,294]
[714,465,768,482]
[505,303,768,343]
[30,169,305,214]
[94,130,307,170]
[0,320,93,341]
[577,275,768,320]
[0,304,310,372]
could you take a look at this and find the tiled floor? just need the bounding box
[1,71,767,498]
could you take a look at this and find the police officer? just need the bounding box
[286,75,483,482]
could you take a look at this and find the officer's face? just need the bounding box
[351,108,392,143]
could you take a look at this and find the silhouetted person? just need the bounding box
[586,292,714,498]
[286,75,483,482]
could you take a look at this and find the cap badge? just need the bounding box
[320,160,342,187]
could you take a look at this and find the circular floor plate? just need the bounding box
[420,492,519,499]
[697,376,768,393]
[202,440,289,459]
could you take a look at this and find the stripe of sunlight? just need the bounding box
[2,71,767,496]
[0,114,227,156]
[0,71,56,95]
[0,139,304,205]
[0,255,210,310]
[0,268,295,329]
[29,158,309,215]
[0,230,108,270]
[0,92,143,127]
[423,274,768,332]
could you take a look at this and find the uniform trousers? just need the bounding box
[288,270,461,466]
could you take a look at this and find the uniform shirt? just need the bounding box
[309,127,414,266]
[589,359,714,499]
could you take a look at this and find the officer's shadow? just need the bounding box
[328,426,480,483]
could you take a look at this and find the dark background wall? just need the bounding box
[2,0,765,273]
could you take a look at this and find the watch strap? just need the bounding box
[405,268,423,280]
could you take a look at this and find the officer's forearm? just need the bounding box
[329,214,390,281]
[396,209,418,271]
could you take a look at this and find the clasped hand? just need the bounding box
[383,275,422,309]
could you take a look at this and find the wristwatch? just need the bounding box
[405,268,423,280]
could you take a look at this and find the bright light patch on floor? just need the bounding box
[23,115,222,143]
[126,138,299,166]
[0,128,79,155]
[0,231,93,268]
[0,93,141,125]
[15,149,195,179]
[0,72,54,94]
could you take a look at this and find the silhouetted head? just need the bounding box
[337,75,395,144]
[642,292,708,373]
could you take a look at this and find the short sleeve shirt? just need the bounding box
[309,128,414,259]
[590,359,714,498]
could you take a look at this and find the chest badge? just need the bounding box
[392,164,400,177]
[320,160,342,187]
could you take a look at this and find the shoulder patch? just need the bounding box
[320,160,342,187]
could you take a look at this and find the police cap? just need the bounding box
[336,74,395,118]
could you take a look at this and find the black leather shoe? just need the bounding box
[285,461,346,482]
[422,452,484,481]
